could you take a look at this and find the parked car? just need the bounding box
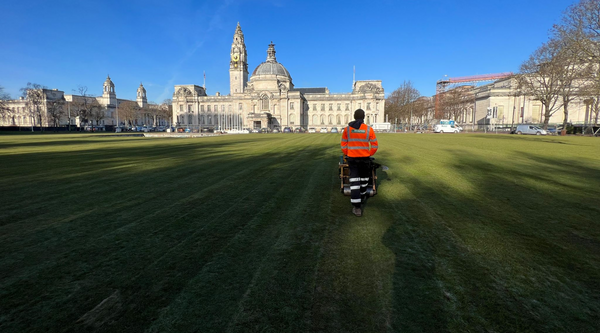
[433,123,461,133]
[294,127,305,133]
[272,128,280,133]
[320,127,329,133]
[283,127,292,133]
[330,127,339,133]
[515,124,547,135]
[308,127,317,133]
[252,128,260,133]
[546,125,565,135]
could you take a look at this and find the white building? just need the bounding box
[172,23,385,131]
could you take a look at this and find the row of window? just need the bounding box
[0,115,30,125]
[180,104,243,113]
[309,102,378,112]
[179,101,379,113]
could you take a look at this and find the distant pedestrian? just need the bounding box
[340,109,378,217]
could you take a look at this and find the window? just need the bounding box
[208,105,211,112]
[201,105,205,112]
[345,103,349,111]
[188,105,192,112]
[312,115,318,124]
[228,105,232,112]
[222,105,225,112]
[313,104,317,111]
[179,105,183,111]
[336,115,341,124]
[214,105,218,113]
[188,114,192,124]
[290,113,295,125]
[261,97,269,110]
[320,115,325,125]
[321,104,325,111]
[329,103,333,111]
[344,115,349,123]
[290,102,294,110]
[376,102,379,111]
[337,103,341,111]
[328,115,333,124]
[367,102,371,110]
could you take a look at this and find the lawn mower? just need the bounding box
[338,156,381,196]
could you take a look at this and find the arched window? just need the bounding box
[320,115,325,125]
[328,115,333,124]
[312,115,318,125]
[289,113,295,125]
[344,115,349,124]
[261,96,269,110]
[336,115,341,125]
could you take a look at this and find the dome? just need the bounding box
[251,42,292,80]
[252,62,291,78]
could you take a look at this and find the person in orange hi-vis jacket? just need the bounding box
[340,109,378,217]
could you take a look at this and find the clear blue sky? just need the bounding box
[1,0,577,103]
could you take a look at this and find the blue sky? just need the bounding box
[1,0,577,103]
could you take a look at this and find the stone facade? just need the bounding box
[449,77,595,128]
[172,23,385,131]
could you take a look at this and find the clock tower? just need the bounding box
[229,22,248,95]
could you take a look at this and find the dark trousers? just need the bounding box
[348,157,370,208]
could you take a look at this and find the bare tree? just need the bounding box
[20,83,47,131]
[518,41,563,130]
[385,81,420,125]
[90,105,106,128]
[0,86,11,120]
[439,85,474,122]
[71,85,101,129]
[554,0,600,125]
[146,102,160,127]
[118,101,140,127]
[46,98,65,128]
[160,99,173,126]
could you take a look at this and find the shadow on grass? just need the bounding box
[380,148,600,332]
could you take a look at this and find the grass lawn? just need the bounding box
[0,133,599,332]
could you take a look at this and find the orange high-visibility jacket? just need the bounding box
[341,123,378,157]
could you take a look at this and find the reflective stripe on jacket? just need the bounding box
[341,123,378,157]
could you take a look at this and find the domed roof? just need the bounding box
[251,42,292,80]
[252,62,291,77]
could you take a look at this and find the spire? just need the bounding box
[266,42,277,63]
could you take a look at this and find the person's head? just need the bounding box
[354,109,365,120]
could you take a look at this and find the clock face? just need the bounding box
[232,54,239,61]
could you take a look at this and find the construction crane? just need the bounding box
[435,72,513,118]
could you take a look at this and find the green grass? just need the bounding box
[1,133,599,332]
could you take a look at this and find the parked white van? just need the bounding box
[515,125,547,135]
[434,120,461,133]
